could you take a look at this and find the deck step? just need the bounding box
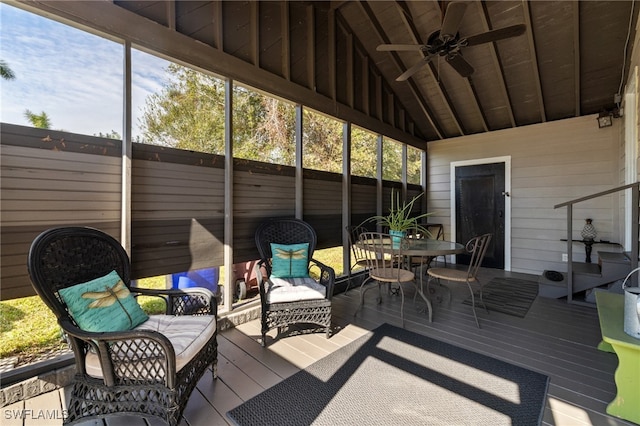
[538,271,567,298]
[539,251,632,299]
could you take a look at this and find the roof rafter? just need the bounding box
[477,0,516,128]
[573,1,581,116]
[522,1,546,122]
[357,0,444,139]
[394,0,466,137]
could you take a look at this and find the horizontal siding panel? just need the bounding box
[1,189,119,202]
[428,115,619,274]
[0,123,122,156]
[351,183,376,215]
[131,155,226,278]
[1,177,120,193]
[2,152,120,176]
[0,222,120,300]
[303,178,342,214]
[1,209,120,224]
[1,200,121,212]
[235,170,296,219]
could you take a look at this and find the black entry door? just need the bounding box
[455,162,505,269]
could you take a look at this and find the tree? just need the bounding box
[139,63,297,164]
[139,63,226,153]
[24,109,51,129]
[302,109,343,173]
[0,60,15,80]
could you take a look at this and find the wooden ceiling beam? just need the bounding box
[573,1,581,116]
[166,1,175,31]
[478,1,516,127]
[281,2,290,81]
[306,4,315,91]
[214,1,223,51]
[250,1,259,67]
[394,0,466,136]
[358,0,444,139]
[522,1,546,122]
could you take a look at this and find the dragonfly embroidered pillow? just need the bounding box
[59,270,149,332]
[270,243,310,278]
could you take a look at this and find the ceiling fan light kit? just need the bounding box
[377,1,527,81]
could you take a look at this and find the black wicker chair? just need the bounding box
[27,227,218,426]
[254,218,335,347]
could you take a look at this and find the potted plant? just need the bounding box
[365,189,433,248]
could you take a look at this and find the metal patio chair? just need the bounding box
[427,233,493,328]
[354,232,415,326]
[345,224,370,293]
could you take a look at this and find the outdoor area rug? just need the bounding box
[226,323,549,426]
[463,277,539,318]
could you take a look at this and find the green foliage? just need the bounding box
[0,60,15,80]
[311,245,345,277]
[0,295,64,358]
[351,126,378,178]
[303,109,343,173]
[365,189,432,234]
[24,109,51,129]
[136,63,420,176]
[383,138,403,181]
[407,145,422,184]
[140,63,226,152]
[0,276,167,359]
[94,130,122,139]
[233,86,296,165]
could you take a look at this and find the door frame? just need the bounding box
[450,156,512,271]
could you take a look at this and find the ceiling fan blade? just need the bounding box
[440,2,468,40]
[397,55,434,81]
[446,54,474,78]
[465,24,527,46]
[377,44,425,52]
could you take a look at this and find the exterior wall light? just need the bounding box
[598,111,613,128]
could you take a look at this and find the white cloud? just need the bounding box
[1,3,170,138]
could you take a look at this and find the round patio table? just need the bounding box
[401,238,466,257]
[367,238,465,323]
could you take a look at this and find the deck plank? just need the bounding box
[2,400,25,426]
[23,390,63,426]
[13,268,638,425]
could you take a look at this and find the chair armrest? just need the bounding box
[59,318,178,388]
[255,259,269,301]
[130,286,218,316]
[309,258,336,299]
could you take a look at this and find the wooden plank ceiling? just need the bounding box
[337,0,638,140]
[118,1,637,143]
[29,0,638,145]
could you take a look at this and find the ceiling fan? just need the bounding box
[377,1,526,81]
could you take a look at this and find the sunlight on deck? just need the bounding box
[379,336,522,404]
[549,397,595,425]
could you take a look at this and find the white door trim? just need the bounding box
[450,156,512,271]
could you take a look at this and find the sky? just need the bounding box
[0,2,170,139]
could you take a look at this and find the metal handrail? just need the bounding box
[554,182,639,304]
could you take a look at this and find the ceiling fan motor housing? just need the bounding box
[427,30,465,57]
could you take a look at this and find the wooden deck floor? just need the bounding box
[4,267,636,426]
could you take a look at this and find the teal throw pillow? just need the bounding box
[270,243,309,278]
[59,270,149,332]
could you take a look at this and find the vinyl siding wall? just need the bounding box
[427,115,622,275]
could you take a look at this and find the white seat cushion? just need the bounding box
[85,314,217,379]
[267,276,327,304]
